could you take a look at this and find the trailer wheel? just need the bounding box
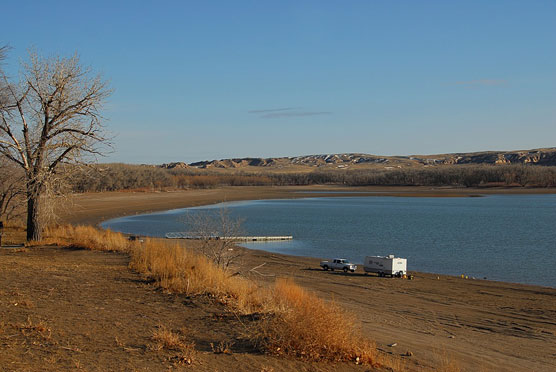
[343,267,348,273]
[323,265,328,271]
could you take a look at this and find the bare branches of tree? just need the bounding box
[0,49,111,240]
[186,208,245,269]
[0,159,25,223]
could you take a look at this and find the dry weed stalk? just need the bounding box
[17,316,52,340]
[435,350,463,372]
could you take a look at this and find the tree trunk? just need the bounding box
[26,194,42,241]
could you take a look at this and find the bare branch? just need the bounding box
[185,208,246,269]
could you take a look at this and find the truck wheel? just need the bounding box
[323,265,328,271]
[343,267,348,273]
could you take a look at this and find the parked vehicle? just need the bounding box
[364,255,407,277]
[320,258,357,273]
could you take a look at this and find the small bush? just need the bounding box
[43,225,132,252]
[256,278,377,364]
[151,326,190,351]
[150,326,197,365]
[129,237,270,314]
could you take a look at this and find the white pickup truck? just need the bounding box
[320,258,357,273]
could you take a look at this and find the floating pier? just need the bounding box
[165,232,292,241]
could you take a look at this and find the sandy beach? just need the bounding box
[54,186,556,371]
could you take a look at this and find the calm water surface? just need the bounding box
[101,195,556,287]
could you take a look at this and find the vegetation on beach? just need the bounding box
[42,225,382,366]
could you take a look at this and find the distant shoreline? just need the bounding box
[60,185,556,226]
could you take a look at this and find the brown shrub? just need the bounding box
[151,326,190,351]
[43,225,132,252]
[255,278,377,364]
[150,326,197,365]
[129,237,271,314]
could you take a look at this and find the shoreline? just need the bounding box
[60,185,556,227]
[68,185,554,289]
[55,185,556,371]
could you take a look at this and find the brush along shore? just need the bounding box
[1,225,418,371]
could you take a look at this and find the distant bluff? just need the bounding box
[159,148,556,169]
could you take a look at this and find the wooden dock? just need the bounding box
[165,232,292,241]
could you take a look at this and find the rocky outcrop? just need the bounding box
[160,162,189,169]
[415,149,556,166]
[163,148,556,170]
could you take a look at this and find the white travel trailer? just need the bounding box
[364,255,407,277]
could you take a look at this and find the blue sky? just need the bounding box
[2,1,555,163]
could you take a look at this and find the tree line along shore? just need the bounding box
[54,162,556,192]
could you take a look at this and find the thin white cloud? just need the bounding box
[248,107,302,114]
[261,111,332,119]
[248,106,332,119]
[454,79,507,87]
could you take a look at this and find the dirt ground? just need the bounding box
[2,186,556,371]
[1,246,391,372]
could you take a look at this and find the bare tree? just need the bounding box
[0,49,111,240]
[0,159,25,223]
[186,208,245,269]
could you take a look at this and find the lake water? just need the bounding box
[101,195,556,287]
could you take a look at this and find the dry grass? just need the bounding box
[43,225,382,365]
[211,340,234,354]
[128,237,271,314]
[43,225,132,252]
[44,225,269,312]
[151,326,190,351]
[16,316,52,340]
[1,221,26,245]
[150,326,197,365]
[435,351,463,372]
[256,278,377,364]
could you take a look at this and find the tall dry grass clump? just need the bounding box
[43,225,131,252]
[129,238,270,313]
[44,225,269,313]
[257,278,377,365]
